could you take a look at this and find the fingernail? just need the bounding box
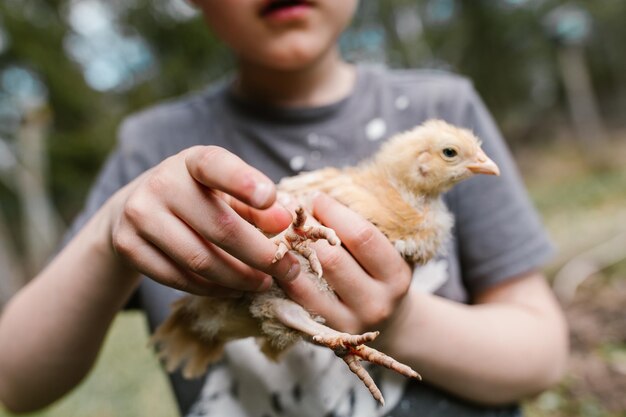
[252,182,273,207]
[280,262,300,282]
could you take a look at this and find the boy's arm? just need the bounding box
[0,202,140,412]
[378,271,568,405]
[0,146,300,413]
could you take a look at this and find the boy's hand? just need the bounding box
[108,146,300,295]
[280,193,412,334]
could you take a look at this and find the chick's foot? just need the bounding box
[272,206,340,277]
[312,332,421,405]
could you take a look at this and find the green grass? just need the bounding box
[531,168,626,214]
[0,312,179,417]
[519,140,626,265]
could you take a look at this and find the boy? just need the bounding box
[0,1,567,416]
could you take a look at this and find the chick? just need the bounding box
[151,119,500,405]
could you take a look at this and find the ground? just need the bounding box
[1,134,625,417]
[525,273,626,417]
[519,132,626,417]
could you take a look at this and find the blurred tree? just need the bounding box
[544,3,607,155]
[579,1,626,122]
[1,0,110,222]
[405,0,560,139]
[0,0,230,293]
[1,0,232,223]
[376,0,626,142]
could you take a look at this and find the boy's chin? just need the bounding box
[261,55,322,72]
[253,41,336,71]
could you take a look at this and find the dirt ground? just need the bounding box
[525,270,626,417]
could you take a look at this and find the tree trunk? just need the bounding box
[15,105,63,277]
[557,45,608,157]
[0,215,24,308]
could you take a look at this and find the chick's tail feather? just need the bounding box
[150,297,225,379]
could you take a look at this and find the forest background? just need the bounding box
[0,1,625,416]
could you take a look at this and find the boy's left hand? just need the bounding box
[279,193,412,334]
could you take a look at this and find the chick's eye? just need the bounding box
[442,148,458,158]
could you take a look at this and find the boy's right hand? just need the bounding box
[107,146,300,296]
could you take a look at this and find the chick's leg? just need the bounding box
[268,298,421,406]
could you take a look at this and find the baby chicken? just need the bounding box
[151,119,500,405]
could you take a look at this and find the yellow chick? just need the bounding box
[151,119,500,405]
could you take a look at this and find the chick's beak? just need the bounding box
[467,151,500,176]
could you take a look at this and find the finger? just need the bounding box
[137,210,273,292]
[279,268,354,330]
[311,240,381,314]
[168,187,300,281]
[313,193,410,281]
[276,191,301,212]
[228,197,293,234]
[113,232,238,297]
[185,146,277,209]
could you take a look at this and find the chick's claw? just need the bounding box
[344,354,385,405]
[351,344,421,380]
[272,241,290,264]
[313,331,421,381]
[272,206,340,277]
[313,330,421,405]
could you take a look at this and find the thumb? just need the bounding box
[185,145,277,209]
[228,198,294,234]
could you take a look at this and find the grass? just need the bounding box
[2,137,626,416]
[517,138,626,265]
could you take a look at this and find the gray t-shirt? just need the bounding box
[67,65,552,416]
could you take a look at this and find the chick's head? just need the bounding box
[375,120,500,196]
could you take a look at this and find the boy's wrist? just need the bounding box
[370,289,417,353]
[74,198,142,289]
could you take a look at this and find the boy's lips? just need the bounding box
[259,0,314,21]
